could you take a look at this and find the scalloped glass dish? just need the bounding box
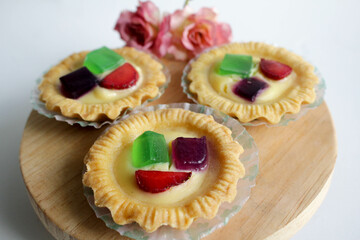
[83,103,259,240]
[31,62,170,129]
[181,51,326,127]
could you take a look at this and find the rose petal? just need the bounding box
[137,1,161,26]
[170,6,193,31]
[215,22,232,45]
[192,7,218,21]
[168,45,188,61]
[181,20,215,54]
[125,23,154,50]
[154,15,172,57]
[115,10,133,25]
[181,23,196,51]
[114,11,134,42]
[156,32,172,57]
[124,21,155,50]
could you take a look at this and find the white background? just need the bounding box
[1,0,359,239]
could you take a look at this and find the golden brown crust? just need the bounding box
[187,42,319,124]
[38,47,166,121]
[83,108,244,232]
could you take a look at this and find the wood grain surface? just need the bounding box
[20,60,337,240]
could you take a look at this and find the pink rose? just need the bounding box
[155,7,232,60]
[114,1,161,52]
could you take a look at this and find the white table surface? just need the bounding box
[1,0,359,239]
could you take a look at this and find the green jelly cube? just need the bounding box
[131,131,170,168]
[218,54,253,77]
[84,46,126,75]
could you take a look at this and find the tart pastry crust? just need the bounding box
[83,108,245,232]
[38,47,166,121]
[188,42,319,124]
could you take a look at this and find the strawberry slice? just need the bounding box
[135,170,192,193]
[100,62,139,89]
[260,58,292,80]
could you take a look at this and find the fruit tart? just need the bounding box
[38,46,167,121]
[83,108,245,232]
[187,42,319,124]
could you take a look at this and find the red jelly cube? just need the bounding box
[135,170,192,193]
[100,63,139,90]
[260,58,292,80]
[172,136,208,171]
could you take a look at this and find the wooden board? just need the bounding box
[20,60,337,240]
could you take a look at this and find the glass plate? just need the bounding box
[83,103,259,240]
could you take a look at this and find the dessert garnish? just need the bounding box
[84,46,126,75]
[260,58,292,80]
[135,170,192,193]
[100,63,139,90]
[172,136,208,171]
[59,47,140,99]
[60,67,98,99]
[232,77,269,102]
[218,54,253,78]
[132,131,170,168]
[132,134,208,193]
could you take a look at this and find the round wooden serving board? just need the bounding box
[20,60,337,240]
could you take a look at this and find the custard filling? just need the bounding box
[113,127,219,206]
[208,56,297,104]
[57,61,143,104]
[78,64,143,104]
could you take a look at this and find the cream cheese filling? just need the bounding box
[208,57,297,104]
[113,128,219,206]
[78,63,143,104]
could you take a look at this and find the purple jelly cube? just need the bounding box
[60,67,98,99]
[172,136,208,171]
[232,77,268,102]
